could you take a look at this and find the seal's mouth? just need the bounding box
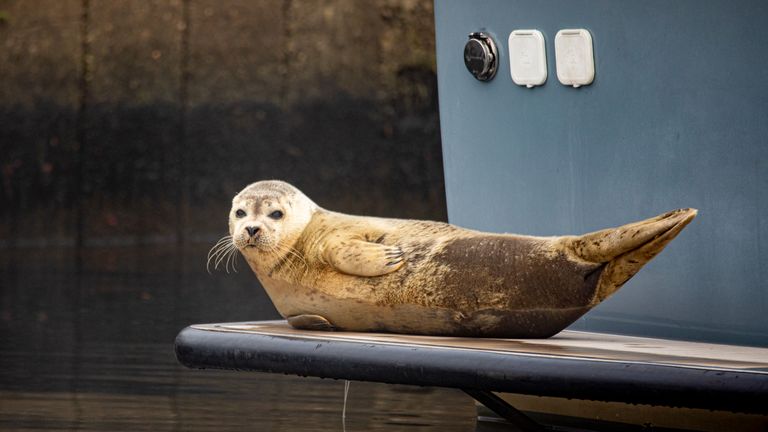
[242,241,270,251]
[236,232,276,252]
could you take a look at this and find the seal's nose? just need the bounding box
[245,226,260,237]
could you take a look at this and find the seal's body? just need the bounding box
[222,180,696,338]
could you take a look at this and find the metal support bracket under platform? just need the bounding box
[464,389,545,431]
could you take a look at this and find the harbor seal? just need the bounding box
[211,180,697,338]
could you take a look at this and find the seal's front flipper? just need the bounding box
[287,314,336,331]
[324,239,405,277]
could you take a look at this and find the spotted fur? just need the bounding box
[229,180,697,338]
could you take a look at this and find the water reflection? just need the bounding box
[0,244,475,431]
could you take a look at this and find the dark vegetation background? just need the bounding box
[0,0,445,248]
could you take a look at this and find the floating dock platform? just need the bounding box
[176,320,768,430]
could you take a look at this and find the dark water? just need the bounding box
[0,243,476,431]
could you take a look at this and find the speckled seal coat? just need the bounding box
[226,180,697,338]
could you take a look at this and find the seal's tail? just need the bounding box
[566,208,697,304]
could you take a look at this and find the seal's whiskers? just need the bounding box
[206,235,235,273]
[224,244,239,273]
[213,244,236,272]
[208,244,233,270]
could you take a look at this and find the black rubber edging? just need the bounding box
[174,326,768,415]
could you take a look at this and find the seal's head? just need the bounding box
[229,180,317,259]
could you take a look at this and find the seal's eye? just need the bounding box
[235,209,246,218]
[269,210,284,220]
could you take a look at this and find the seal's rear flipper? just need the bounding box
[569,208,697,263]
[565,208,697,304]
